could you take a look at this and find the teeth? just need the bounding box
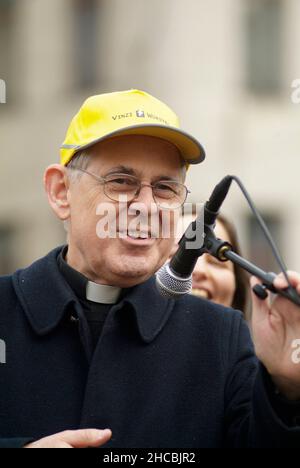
[128,231,150,239]
[128,232,148,239]
[192,289,210,299]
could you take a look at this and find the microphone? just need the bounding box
[156,176,233,299]
[202,175,233,227]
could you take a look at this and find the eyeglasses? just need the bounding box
[70,168,190,209]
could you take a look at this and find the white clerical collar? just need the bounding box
[86,281,122,305]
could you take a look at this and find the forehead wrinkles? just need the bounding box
[87,159,183,183]
[104,166,182,182]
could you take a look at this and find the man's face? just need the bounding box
[66,135,185,287]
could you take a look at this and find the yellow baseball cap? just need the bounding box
[60,89,205,166]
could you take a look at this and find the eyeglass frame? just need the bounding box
[68,167,191,209]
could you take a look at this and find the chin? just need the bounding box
[109,254,162,285]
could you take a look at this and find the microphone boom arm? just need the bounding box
[202,226,300,308]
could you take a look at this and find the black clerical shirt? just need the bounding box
[57,246,112,351]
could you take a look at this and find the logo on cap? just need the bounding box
[136,110,145,118]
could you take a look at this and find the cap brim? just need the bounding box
[76,124,205,165]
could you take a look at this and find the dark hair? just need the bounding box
[217,214,249,314]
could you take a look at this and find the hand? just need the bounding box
[24,428,112,448]
[251,271,300,401]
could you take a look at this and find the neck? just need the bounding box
[66,243,110,286]
[61,244,122,304]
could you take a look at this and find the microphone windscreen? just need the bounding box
[156,263,192,299]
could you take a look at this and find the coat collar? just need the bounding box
[122,276,175,343]
[12,246,175,343]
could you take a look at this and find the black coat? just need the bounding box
[0,246,299,448]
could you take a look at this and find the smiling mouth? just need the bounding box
[128,231,151,239]
[118,230,158,240]
[191,288,213,300]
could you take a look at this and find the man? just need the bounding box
[0,89,300,448]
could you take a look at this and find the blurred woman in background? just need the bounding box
[171,211,249,315]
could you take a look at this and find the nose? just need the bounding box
[192,256,210,282]
[131,184,158,213]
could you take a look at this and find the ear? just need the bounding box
[44,164,71,221]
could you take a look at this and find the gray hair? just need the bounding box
[63,150,92,234]
[66,149,93,182]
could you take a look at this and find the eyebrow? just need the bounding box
[104,165,181,182]
[105,166,136,176]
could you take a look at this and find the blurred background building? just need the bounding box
[0,0,300,275]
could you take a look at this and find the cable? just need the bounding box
[229,175,294,292]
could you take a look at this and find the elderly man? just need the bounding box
[0,89,300,448]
